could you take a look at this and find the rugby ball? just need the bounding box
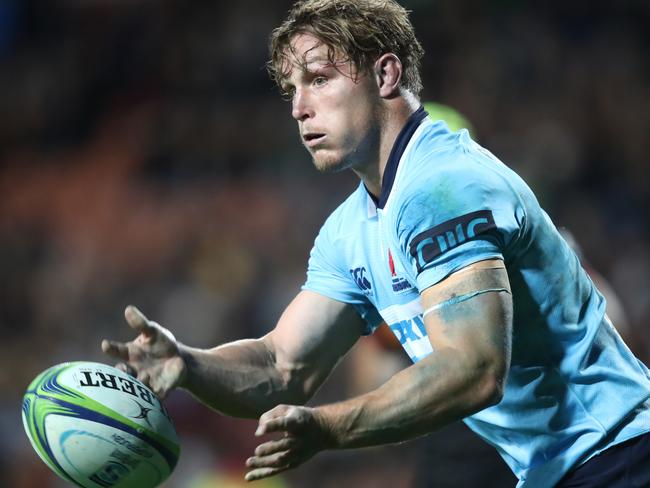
[22,361,180,487]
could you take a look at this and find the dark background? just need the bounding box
[1,1,648,486]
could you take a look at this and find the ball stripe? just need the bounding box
[22,393,80,486]
[40,370,84,399]
[40,394,179,471]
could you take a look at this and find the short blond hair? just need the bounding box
[268,0,424,96]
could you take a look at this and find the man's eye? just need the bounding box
[313,76,327,87]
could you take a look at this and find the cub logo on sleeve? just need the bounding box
[350,266,372,292]
[409,210,496,272]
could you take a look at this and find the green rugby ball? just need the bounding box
[22,362,180,487]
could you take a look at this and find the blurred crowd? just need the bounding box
[1,1,648,487]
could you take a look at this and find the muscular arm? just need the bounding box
[178,290,364,418]
[316,259,512,447]
[247,257,512,475]
[103,290,364,419]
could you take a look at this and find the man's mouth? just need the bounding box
[303,133,326,147]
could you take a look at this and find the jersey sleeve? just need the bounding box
[396,148,526,291]
[302,223,383,335]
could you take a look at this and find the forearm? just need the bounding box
[178,337,300,419]
[316,346,504,449]
[174,292,363,420]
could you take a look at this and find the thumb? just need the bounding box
[125,305,156,336]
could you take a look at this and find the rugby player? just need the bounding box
[102,1,650,486]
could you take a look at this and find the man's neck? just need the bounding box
[352,94,420,199]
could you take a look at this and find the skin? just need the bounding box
[283,33,420,194]
[102,33,513,482]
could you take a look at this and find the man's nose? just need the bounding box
[291,89,314,121]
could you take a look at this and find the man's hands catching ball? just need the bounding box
[101,305,186,400]
[102,306,335,482]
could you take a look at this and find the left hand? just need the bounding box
[245,404,331,482]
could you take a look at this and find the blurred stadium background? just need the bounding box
[1,1,648,486]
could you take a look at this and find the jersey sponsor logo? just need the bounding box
[409,210,496,272]
[350,266,372,292]
[392,277,412,292]
[379,299,433,362]
[388,249,413,293]
[389,315,427,344]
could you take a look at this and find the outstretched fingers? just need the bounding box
[124,305,156,337]
[101,306,153,362]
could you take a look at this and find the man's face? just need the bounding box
[281,33,382,173]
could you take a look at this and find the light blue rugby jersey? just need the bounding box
[303,107,650,487]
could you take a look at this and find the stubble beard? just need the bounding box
[310,150,353,174]
[309,121,383,175]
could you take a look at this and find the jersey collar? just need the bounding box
[375,106,427,209]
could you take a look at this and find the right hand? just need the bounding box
[101,305,186,399]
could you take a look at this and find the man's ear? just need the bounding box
[374,53,403,98]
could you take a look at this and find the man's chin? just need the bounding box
[311,154,351,174]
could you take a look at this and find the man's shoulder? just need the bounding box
[405,126,504,181]
[392,150,512,217]
[388,132,531,252]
